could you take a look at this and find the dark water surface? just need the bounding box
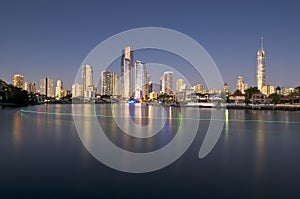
[1,104,300,198]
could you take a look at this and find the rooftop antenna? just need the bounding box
[261,36,264,50]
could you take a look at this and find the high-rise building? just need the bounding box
[160,76,164,93]
[176,79,185,92]
[55,80,63,98]
[101,71,118,96]
[24,82,36,93]
[134,60,147,99]
[120,46,133,99]
[82,65,95,98]
[236,76,248,94]
[148,82,153,95]
[13,74,24,89]
[40,78,54,97]
[72,83,83,98]
[256,37,266,91]
[162,71,174,94]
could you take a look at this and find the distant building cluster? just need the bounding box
[5,37,299,104]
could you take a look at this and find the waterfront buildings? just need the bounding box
[261,85,275,96]
[72,83,83,98]
[55,80,63,98]
[121,46,133,99]
[82,65,96,98]
[194,84,204,94]
[40,78,54,97]
[134,60,148,99]
[236,76,248,94]
[24,82,36,93]
[101,71,118,96]
[162,71,174,94]
[176,79,185,92]
[256,37,266,91]
[13,74,24,89]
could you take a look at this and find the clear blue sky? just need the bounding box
[0,0,299,91]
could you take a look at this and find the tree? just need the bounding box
[233,89,242,95]
[245,87,260,105]
[269,93,281,104]
[4,85,29,106]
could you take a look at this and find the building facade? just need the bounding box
[134,60,147,99]
[194,84,204,94]
[176,79,185,92]
[121,46,133,99]
[101,71,118,96]
[24,82,36,93]
[162,71,174,94]
[72,83,83,98]
[261,85,275,96]
[256,37,266,91]
[82,65,95,98]
[236,76,248,94]
[40,78,54,97]
[13,74,24,89]
[55,80,63,98]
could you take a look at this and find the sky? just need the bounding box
[0,0,300,91]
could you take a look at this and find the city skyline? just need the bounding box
[1,1,300,91]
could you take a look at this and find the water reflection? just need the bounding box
[94,104,181,153]
[13,111,22,149]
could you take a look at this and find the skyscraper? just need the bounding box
[134,60,147,99]
[236,76,248,94]
[256,37,266,91]
[72,83,83,98]
[24,82,36,93]
[40,78,54,97]
[162,71,174,94]
[82,65,95,98]
[55,80,63,98]
[82,65,93,91]
[13,74,24,89]
[121,46,133,99]
[101,70,118,96]
[176,79,185,92]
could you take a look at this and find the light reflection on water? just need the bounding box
[1,104,300,197]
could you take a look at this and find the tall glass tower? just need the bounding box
[82,65,95,98]
[163,71,174,94]
[82,65,93,92]
[256,37,266,92]
[121,46,133,99]
[134,60,147,99]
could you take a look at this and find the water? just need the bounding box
[1,104,300,198]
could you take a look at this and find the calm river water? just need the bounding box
[1,104,300,198]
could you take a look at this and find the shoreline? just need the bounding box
[3,103,300,111]
[226,104,300,111]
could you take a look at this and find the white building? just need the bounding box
[121,46,133,99]
[40,78,54,97]
[256,37,266,91]
[55,80,63,98]
[176,79,185,92]
[72,83,83,98]
[82,65,96,99]
[24,82,36,93]
[236,76,248,94]
[134,60,147,99]
[162,71,174,94]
